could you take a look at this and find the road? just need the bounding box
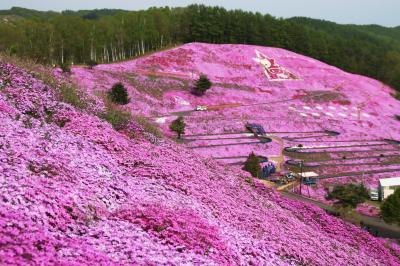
[280,191,400,239]
[167,97,307,117]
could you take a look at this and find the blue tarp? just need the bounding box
[261,163,276,179]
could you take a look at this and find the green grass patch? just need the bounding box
[133,115,163,137]
[59,85,88,110]
[100,105,131,130]
[0,53,89,110]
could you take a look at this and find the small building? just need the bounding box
[379,177,400,200]
[299,172,318,178]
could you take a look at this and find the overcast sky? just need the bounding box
[1,0,399,27]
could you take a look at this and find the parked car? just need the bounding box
[285,172,297,181]
[369,189,379,201]
[195,105,207,111]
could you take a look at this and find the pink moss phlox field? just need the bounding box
[72,43,400,198]
[2,43,400,265]
[113,203,238,264]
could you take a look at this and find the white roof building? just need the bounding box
[379,177,400,200]
[299,172,318,178]
[380,177,400,187]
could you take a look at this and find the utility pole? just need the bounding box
[299,160,304,196]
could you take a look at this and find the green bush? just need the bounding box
[243,152,261,178]
[380,188,400,225]
[108,83,129,105]
[326,184,370,208]
[169,116,185,139]
[101,105,131,130]
[193,74,212,96]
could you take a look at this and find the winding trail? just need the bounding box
[189,138,272,149]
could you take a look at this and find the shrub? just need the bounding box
[192,74,212,96]
[380,188,400,225]
[169,116,186,139]
[108,83,129,105]
[87,59,98,69]
[243,152,261,178]
[60,62,71,73]
[101,105,131,130]
[326,184,370,208]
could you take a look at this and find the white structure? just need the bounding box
[299,172,318,178]
[379,177,400,200]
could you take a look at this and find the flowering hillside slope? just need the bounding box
[72,43,400,200]
[1,45,400,265]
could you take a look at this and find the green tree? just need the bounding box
[108,83,129,105]
[380,188,400,225]
[243,152,261,178]
[169,116,185,139]
[193,74,212,96]
[326,184,370,208]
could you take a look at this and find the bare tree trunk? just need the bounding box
[110,43,115,61]
[49,31,54,65]
[61,39,64,64]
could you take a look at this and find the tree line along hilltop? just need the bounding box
[0,5,399,93]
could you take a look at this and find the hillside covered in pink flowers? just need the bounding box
[73,43,400,201]
[1,43,400,265]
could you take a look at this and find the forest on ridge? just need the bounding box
[0,5,399,92]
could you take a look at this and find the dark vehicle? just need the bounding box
[245,123,266,136]
[302,177,317,186]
